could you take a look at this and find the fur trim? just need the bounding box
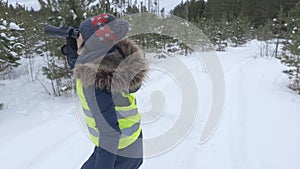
[74,39,149,93]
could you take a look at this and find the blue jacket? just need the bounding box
[73,39,148,169]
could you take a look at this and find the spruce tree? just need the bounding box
[228,15,251,47]
[0,1,22,79]
[171,0,205,22]
[273,7,288,58]
[278,2,300,94]
[38,1,79,96]
[38,0,112,96]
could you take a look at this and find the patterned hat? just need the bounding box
[79,13,129,51]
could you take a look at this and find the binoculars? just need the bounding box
[44,25,79,69]
[44,25,79,39]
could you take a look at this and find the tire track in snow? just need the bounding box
[226,58,261,169]
[221,52,255,169]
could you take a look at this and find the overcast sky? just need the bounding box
[7,0,183,13]
[160,0,183,13]
[7,0,41,10]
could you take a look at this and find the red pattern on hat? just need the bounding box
[90,14,108,28]
[96,26,117,42]
[90,14,117,41]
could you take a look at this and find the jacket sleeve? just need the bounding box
[66,49,78,69]
[85,87,121,169]
[65,37,78,70]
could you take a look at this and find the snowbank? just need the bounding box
[9,22,24,31]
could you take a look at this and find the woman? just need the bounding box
[73,13,148,169]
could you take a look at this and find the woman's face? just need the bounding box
[76,34,84,55]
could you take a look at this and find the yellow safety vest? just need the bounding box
[76,79,142,149]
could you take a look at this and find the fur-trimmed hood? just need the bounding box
[74,39,149,93]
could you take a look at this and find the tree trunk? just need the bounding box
[274,37,280,58]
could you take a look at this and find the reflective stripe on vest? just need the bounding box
[76,79,142,149]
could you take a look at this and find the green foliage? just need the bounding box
[227,15,252,46]
[277,1,300,93]
[0,1,22,79]
[0,102,3,110]
[126,5,140,15]
[37,0,86,96]
[205,0,298,26]
[199,17,228,50]
[171,0,206,22]
[195,15,252,50]
[171,1,253,50]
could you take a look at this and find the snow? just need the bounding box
[0,40,300,169]
[3,20,7,26]
[9,36,17,41]
[0,25,6,30]
[7,0,41,11]
[9,22,24,31]
[0,32,7,38]
[10,51,18,57]
[88,0,99,8]
[70,10,77,21]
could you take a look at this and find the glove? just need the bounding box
[61,37,78,69]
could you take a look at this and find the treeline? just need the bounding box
[170,0,300,49]
[0,0,299,94]
[171,0,298,25]
[171,0,300,93]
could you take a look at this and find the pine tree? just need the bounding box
[214,16,228,51]
[11,4,42,81]
[37,0,113,96]
[126,3,139,14]
[273,6,288,58]
[278,2,300,94]
[0,1,22,79]
[222,0,241,18]
[227,15,251,47]
[171,0,205,22]
[204,0,223,20]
